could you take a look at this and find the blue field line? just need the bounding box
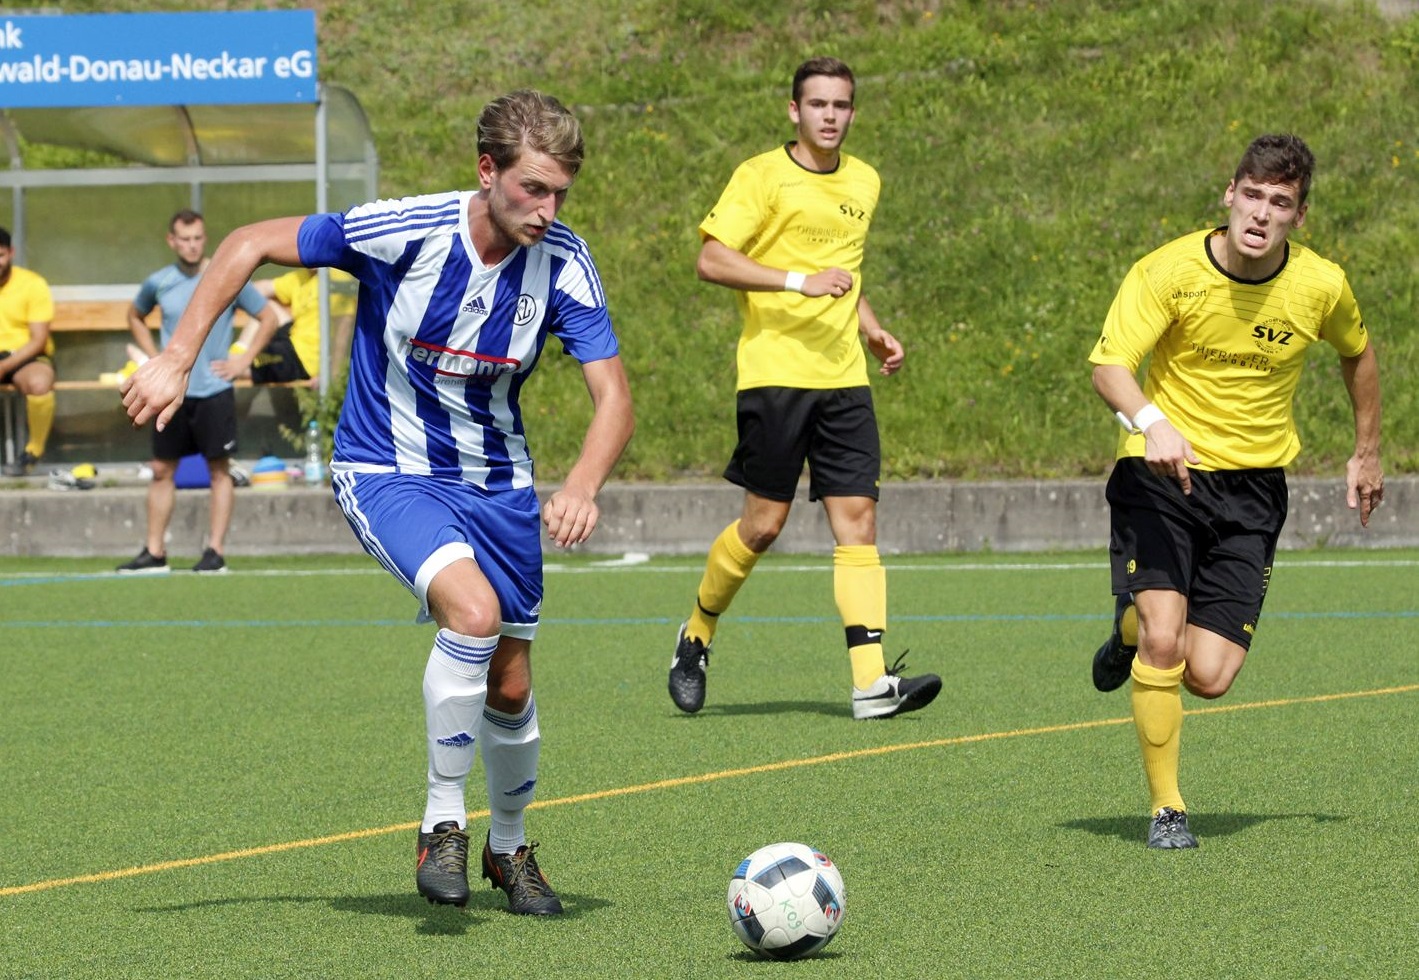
[2,554,1418,590]
[6,609,1419,630]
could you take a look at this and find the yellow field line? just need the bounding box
[4,682,1414,899]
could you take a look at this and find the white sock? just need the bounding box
[480,696,540,853]
[420,628,496,833]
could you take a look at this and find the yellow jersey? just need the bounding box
[0,266,55,356]
[270,267,356,375]
[699,144,880,390]
[1089,228,1369,470]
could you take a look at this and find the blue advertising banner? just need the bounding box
[0,10,319,108]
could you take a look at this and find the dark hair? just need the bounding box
[792,57,855,104]
[0,226,10,249]
[1235,134,1315,205]
[169,208,204,232]
[476,89,584,177]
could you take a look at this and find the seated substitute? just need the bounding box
[238,267,356,384]
[0,226,57,477]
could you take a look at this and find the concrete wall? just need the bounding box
[4,476,1415,559]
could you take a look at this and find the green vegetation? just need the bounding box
[36,1,1419,479]
[1,551,1416,977]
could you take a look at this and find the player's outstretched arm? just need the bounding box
[542,355,635,549]
[1340,343,1384,526]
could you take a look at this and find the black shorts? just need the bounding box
[724,385,880,502]
[0,351,52,384]
[249,325,312,384]
[152,388,239,462]
[1106,456,1288,649]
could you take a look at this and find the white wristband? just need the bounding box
[783,271,806,294]
[1132,403,1167,433]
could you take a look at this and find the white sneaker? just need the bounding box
[851,654,942,720]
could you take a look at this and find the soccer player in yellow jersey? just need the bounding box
[0,226,57,477]
[668,57,941,720]
[1088,134,1384,848]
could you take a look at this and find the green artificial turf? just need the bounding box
[1,550,1415,978]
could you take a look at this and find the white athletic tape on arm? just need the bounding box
[1132,403,1167,433]
[783,271,806,294]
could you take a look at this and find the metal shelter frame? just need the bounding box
[0,83,378,394]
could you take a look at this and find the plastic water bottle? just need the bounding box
[303,419,325,485]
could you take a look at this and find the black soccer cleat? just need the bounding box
[851,651,942,720]
[481,835,563,915]
[1147,807,1198,849]
[116,547,170,575]
[1092,593,1138,692]
[416,821,471,907]
[668,622,710,714]
[191,547,228,574]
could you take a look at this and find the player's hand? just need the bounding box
[119,354,190,431]
[801,267,854,299]
[542,486,600,549]
[1345,453,1384,527]
[1142,419,1200,495]
[864,328,904,376]
[210,356,249,381]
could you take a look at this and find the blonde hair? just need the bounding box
[477,90,584,176]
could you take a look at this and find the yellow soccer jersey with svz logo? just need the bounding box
[1088,227,1368,470]
[699,144,880,390]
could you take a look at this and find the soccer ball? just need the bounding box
[726,842,846,960]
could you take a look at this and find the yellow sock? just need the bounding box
[25,391,55,458]
[1120,601,1138,647]
[834,544,887,689]
[1131,659,1187,815]
[687,520,760,644]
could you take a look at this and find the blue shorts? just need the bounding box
[333,471,543,639]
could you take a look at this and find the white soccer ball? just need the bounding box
[726,841,846,960]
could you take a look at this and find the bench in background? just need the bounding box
[2,285,295,469]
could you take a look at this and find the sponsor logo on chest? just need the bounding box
[400,336,521,385]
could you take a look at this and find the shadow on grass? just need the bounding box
[727,948,847,965]
[691,700,848,719]
[1060,812,1350,843]
[136,889,613,937]
[676,698,945,720]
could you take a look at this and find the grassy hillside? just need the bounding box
[39,0,1419,479]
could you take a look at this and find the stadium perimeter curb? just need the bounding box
[4,476,1416,559]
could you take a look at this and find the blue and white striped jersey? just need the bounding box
[297,191,620,490]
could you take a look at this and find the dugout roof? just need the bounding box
[0,83,378,273]
[1,83,375,170]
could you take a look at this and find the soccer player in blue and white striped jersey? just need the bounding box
[121,90,635,914]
